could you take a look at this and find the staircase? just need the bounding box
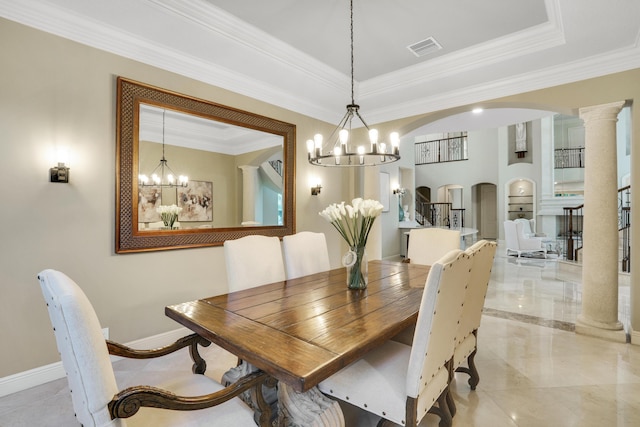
[414,189,465,229]
[562,185,630,272]
[619,185,631,272]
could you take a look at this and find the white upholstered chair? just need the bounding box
[446,240,497,415]
[514,218,545,238]
[38,269,269,427]
[406,227,461,266]
[318,250,472,427]
[282,231,331,279]
[224,235,286,291]
[504,220,547,258]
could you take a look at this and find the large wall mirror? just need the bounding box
[116,77,296,253]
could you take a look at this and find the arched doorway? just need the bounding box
[472,183,497,239]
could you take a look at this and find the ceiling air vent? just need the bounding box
[407,37,442,57]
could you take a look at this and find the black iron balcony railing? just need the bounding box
[415,134,468,165]
[554,147,585,169]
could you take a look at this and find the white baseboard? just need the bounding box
[0,327,190,398]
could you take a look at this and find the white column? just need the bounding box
[239,165,261,226]
[539,116,555,200]
[576,101,626,342]
[537,116,558,237]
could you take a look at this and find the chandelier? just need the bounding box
[138,109,188,188]
[307,0,400,167]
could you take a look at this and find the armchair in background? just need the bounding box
[513,218,546,238]
[504,220,547,258]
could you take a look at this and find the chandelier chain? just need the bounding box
[306,0,400,167]
[161,110,167,160]
[350,0,354,105]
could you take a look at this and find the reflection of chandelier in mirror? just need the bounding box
[138,110,188,188]
[307,0,400,167]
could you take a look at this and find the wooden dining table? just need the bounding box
[166,260,430,425]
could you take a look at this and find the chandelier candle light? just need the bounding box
[307,0,400,167]
[320,198,384,290]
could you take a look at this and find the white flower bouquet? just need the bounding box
[157,204,182,229]
[319,198,384,289]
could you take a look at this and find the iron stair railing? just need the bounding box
[415,197,465,229]
[619,185,631,272]
[562,185,630,272]
[562,204,583,261]
[268,159,283,177]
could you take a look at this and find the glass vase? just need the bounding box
[162,214,177,229]
[343,246,368,290]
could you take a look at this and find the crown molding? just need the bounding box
[147,0,348,91]
[1,0,639,127]
[0,0,345,122]
[362,42,640,124]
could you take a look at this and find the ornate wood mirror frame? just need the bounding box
[116,77,296,253]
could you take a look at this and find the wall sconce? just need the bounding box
[310,177,322,196]
[50,147,70,183]
[50,162,70,183]
[393,187,406,196]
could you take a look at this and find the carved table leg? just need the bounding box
[189,336,211,374]
[251,375,279,427]
[277,383,345,427]
[223,361,278,426]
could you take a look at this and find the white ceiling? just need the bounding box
[139,104,282,155]
[1,0,639,131]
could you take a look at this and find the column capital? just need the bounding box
[579,101,625,123]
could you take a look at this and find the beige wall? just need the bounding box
[0,18,340,377]
[1,15,639,379]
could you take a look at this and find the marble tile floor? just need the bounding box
[1,244,638,426]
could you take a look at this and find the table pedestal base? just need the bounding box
[222,363,344,427]
[277,383,344,427]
